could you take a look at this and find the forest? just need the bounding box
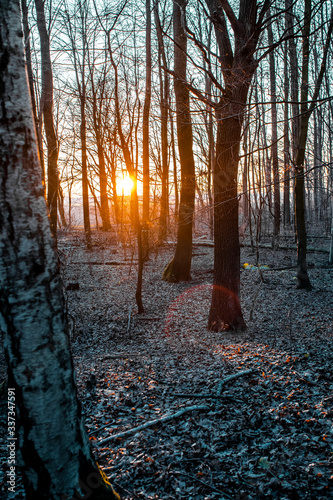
[0,0,333,498]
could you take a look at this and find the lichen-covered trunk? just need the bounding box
[208,111,246,331]
[163,0,195,282]
[0,3,119,498]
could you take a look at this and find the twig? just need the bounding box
[97,405,210,446]
[98,353,147,359]
[216,369,254,396]
[70,261,127,265]
[173,393,235,399]
[136,316,161,321]
[215,369,254,412]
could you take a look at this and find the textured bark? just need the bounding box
[35,0,59,241]
[204,0,266,330]
[163,0,195,282]
[0,2,120,499]
[208,109,247,331]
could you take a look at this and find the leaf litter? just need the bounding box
[0,229,332,499]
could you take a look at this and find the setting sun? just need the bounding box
[117,173,134,196]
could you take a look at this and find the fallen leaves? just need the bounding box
[1,230,327,499]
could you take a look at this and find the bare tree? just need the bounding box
[35,0,59,240]
[142,0,152,253]
[267,8,280,247]
[21,0,45,183]
[163,0,196,282]
[0,2,120,498]
[154,0,170,243]
[294,0,333,289]
[65,0,92,248]
[202,0,270,331]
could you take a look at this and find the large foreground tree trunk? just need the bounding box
[163,0,195,282]
[0,2,119,498]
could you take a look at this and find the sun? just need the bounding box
[117,173,134,196]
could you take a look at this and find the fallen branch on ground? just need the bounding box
[70,261,127,265]
[173,393,236,399]
[98,353,147,359]
[97,405,210,446]
[216,369,254,396]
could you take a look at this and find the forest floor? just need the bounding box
[1,228,333,500]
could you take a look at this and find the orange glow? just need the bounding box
[117,174,133,196]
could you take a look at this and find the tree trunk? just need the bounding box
[208,108,246,331]
[267,11,280,247]
[81,89,92,248]
[0,3,120,498]
[283,29,291,226]
[21,0,45,183]
[170,107,179,220]
[163,0,195,282]
[35,0,59,241]
[58,185,67,228]
[110,48,144,313]
[203,0,266,330]
[204,57,214,239]
[294,0,312,289]
[142,0,152,254]
[293,0,333,288]
[286,0,299,166]
[154,1,169,243]
[97,141,111,231]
